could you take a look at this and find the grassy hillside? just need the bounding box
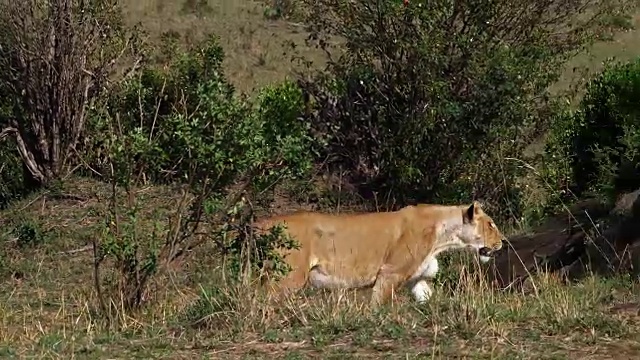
[2,0,640,358]
[552,13,640,96]
[122,0,640,95]
[121,0,327,93]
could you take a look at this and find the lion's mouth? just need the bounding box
[478,247,495,257]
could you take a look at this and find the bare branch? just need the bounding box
[0,127,17,141]
[0,0,140,186]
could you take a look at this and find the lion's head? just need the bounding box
[458,201,505,262]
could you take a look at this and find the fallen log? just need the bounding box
[487,191,640,290]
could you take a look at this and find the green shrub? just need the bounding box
[544,57,640,204]
[12,219,47,248]
[262,0,301,21]
[575,57,640,199]
[90,35,313,188]
[298,0,626,223]
[90,35,314,314]
[0,50,25,208]
[536,104,580,215]
[0,144,25,209]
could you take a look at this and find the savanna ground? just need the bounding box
[3,0,640,358]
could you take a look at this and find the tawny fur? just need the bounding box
[254,201,505,305]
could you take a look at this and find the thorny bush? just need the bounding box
[297,0,632,224]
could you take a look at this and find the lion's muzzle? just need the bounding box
[479,242,504,258]
[478,247,493,257]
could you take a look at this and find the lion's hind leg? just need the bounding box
[370,264,406,306]
[267,266,308,298]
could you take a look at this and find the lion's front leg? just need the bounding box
[406,256,438,304]
[422,257,439,279]
[410,280,433,304]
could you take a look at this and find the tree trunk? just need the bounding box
[487,192,640,290]
[1,126,49,186]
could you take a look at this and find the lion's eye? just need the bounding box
[489,222,495,229]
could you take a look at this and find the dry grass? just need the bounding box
[1,178,640,358]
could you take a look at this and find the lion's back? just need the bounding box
[263,210,413,264]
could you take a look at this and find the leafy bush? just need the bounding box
[91,35,313,188]
[91,35,314,315]
[298,0,631,223]
[12,219,47,248]
[262,0,302,21]
[0,144,25,209]
[530,104,579,218]
[543,57,640,203]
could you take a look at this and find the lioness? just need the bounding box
[255,201,505,305]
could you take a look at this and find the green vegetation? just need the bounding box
[541,57,640,216]
[2,0,640,358]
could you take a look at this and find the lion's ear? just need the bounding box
[464,201,481,223]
